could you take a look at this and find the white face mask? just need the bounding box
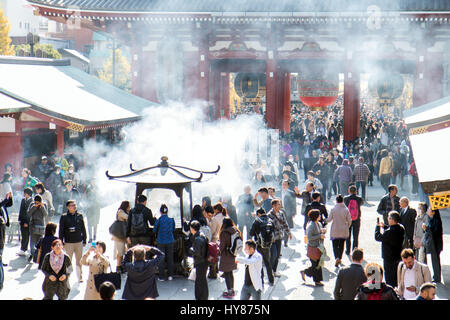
[69,169,74,174]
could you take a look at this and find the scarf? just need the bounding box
[50,251,65,274]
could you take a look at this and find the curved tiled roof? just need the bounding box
[27,0,450,13]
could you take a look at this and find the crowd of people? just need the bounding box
[0,101,445,301]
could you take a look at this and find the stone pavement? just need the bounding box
[0,176,448,300]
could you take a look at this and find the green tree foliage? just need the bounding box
[97,48,131,92]
[0,8,14,55]
[15,43,62,59]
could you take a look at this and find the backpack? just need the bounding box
[367,290,382,300]
[229,231,243,256]
[130,210,146,236]
[206,241,219,264]
[258,217,274,249]
[347,199,359,221]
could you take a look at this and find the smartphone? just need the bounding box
[377,217,380,224]
[91,241,97,248]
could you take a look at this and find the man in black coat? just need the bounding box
[399,197,417,249]
[122,245,164,300]
[375,211,405,287]
[334,248,367,300]
[188,220,209,300]
[59,200,87,282]
[303,192,328,229]
[376,184,400,225]
[18,188,33,256]
[126,194,156,247]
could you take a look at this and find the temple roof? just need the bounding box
[404,95,450,129]
[0,92,30,113]
[106,157,220,185]
[27,0,450,13]
[0,56,156,129]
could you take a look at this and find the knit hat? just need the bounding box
[160,204,168,214]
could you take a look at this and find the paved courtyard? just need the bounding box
[0,178,449,300]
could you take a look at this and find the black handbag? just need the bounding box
[109,220,127,239]
[94,264,121,291]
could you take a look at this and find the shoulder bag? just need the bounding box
[109,213,128,239]
[94,261,121,291]
[307,245,322,261]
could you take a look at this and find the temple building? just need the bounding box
[26,0,450,142]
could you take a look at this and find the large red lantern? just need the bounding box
[297,62,339,111]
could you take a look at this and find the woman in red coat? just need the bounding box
[219,217,240,298]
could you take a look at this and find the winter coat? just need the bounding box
[47,171,64,194]
[413,213,428,247]
[122,247,164,300]
[397,261,432,298]
[41,252,72,299]
[268,209,291,241]
[304,201,328,227]
[39,190,55,215]
[326,203,352,240]
[423,214,443,254]
[189,232,208,267]
[126,203,155,238]
[210,213,225,243]
[219,227,238,272]
[154,214,175,245]
[282,189,297,217]
[376,194,401,225]
[19,197,33,226]
[355,282,400,300]
[249,214,272,246]
[334,164,353,183]
[343,194,363,221]
[59,211,87,244]
[306,220,322,248]
[81,252,110,300]
[375,224,405,262]
[27,204,48,235]
[36,235,58,269]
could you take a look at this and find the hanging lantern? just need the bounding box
[369,73,404,109]
[234,73,266,101]
[297,62,339,112]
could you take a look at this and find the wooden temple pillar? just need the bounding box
[273,69,291,133]
[343,55,360,142]
[56,127,65,157]
[87,130,96,141]
[220,72,230,119]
